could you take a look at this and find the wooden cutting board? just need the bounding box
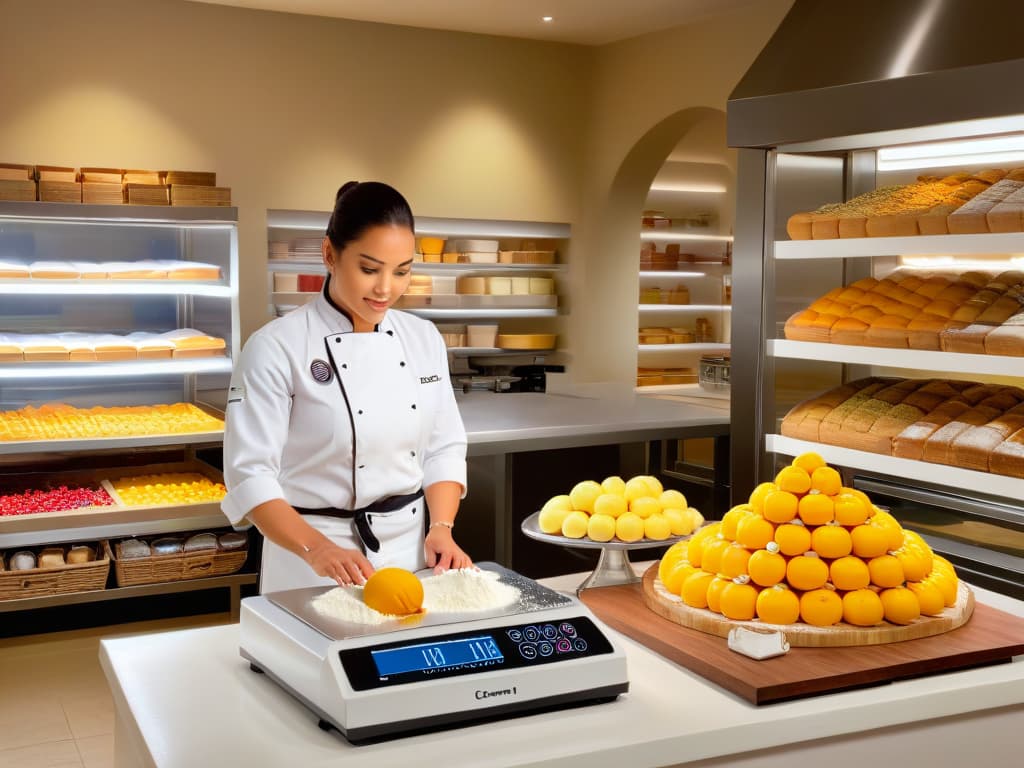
[580,566,1024,705]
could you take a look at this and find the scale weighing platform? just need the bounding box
[239,563,629,743]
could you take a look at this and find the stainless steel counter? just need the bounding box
[458,391,729,456]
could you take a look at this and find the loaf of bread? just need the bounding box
[783,376,1024,479]
[38,547,65,568]
[784,269,1024,356]
[785,169,1012,240]
[947,173,1024,234]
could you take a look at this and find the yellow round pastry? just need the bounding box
[569,481,602,513]
[587,513,616,542]
[561,511,590,539]
[630,496,661,520]
[661,508,690,536]
[658,489,687,510]
[538,506,573,535]
[541,494,572,514]
[623,476,652,504]
[643,513,671,541]
[593,493,627,519]
[362,568,424,616]
[615,512,645,543]
[600,476,626,496]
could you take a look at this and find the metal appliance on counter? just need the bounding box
[698,355,730,393]
[239,562,628,743]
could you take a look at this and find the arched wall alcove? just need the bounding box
[571,106,730,385]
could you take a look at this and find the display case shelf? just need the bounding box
[267,209,570,240]
[768,340,1023,377]
[447,347,553,357]
[0,282,233,297]
[638,270,707,278]
[638,304,731,312]
[0,201,238,226]
[0,430,224,456]
[0,358,232,380]
[638,342,730,353]
[766,434,1024,502]
[774,232,1024,260]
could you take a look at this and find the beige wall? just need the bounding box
[0,0,792,385]
[0,0,591,339]
[570,0,793,383]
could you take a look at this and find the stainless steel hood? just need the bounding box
[728,0,1024,148]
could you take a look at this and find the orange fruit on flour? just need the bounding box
[774,521,811,556]
[775,465,812,495]
[786,552,829,591]
[362,568,424,616]
[658,541,688,583]
[799,588,843,627]
[721,504,754,540]
[705,575,732,614]
[748,482,777,514]
[907,579,947,616]
[842,588,885,626]
[700,537,731,574]
[756,584,800,625]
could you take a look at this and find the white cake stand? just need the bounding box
[520,511,691,593]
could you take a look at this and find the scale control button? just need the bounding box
[573,639,588,652]
[506,629,523,643]
[519,644,538,660]
[556,639,572,653]
[541,624,559,640]
[523,626,541,642]
[559,622,577,638]
[537,642,554,657]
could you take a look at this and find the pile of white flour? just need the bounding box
[311,568,520,624]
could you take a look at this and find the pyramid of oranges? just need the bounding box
[657,452,960,627]
[538,475,704,543]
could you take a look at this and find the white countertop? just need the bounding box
[100,566,1024,768]
[458,392,729,455]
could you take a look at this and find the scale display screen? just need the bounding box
[372,635,504,676]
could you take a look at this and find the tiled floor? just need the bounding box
[0,613,233,768]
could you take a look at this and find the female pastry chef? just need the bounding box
[221,181,472,593]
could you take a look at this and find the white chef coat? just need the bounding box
[221,285,467,593]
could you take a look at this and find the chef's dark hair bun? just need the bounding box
[325,181,414,250]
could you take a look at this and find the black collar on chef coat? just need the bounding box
[315,274,396,336]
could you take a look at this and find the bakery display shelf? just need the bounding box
[0,430,224,455]
[0,502,228,549]
[766,434,1024,501]
[638,304,731,312]
[0,357,232,380]
[267,209,570,240]
[638,342,731,353]
[0,281,232,297]
[0,201,237,227]
[774,231,1024,260]
[396,295,558,309]
[0,572,257,613]
[267,259,563,274]
[639,270,708,278]
[768,339,1023,377]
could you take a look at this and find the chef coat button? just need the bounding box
[334,337,340,343]
[358,409,363,415]
[400,361,406,367]
[411,404,416,409]
[386,330,394,336]
[358,464,365,469]
[342,363,347,369]
[410,451,416,457]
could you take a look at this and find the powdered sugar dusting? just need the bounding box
[310,568,521,625]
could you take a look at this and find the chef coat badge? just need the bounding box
[310,359,333,384]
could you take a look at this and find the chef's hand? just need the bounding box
[304,540,374,586]
[425,527,473,574]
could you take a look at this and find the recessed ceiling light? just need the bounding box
[542,16,554,23]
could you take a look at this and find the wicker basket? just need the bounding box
[108,537,248,587]
[0,543,110,600]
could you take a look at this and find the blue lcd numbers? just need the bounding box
[371,635,504,677]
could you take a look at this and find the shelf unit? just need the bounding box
[266,210,570,368]
[0,203,250,614]
[636,231,732,393]
[731,111,1024,595]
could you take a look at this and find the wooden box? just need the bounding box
[36,165,77,182]
[80,167,123,184]
[0,179,36,201]
[125,183,169,206]
[169,184,231,207]
[82,182,124,205]
[165,170,216,186]
[39,180,82,203]
[0,163,34,181]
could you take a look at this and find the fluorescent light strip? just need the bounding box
[0,216,234,230]
[0,358,233,380]
[877,134,1024,170]
[648,183,728,194]
[408,309,558,318]
[901,255,1024,269]
[0,282,233,297]
[638,304,731,311]
[639,271,705,278]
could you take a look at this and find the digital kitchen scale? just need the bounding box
[239,563,629,743]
